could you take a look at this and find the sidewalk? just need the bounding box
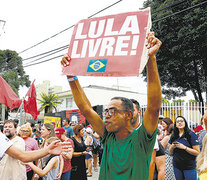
[88,166,100,180]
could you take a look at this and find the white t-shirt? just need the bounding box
[0,132,13,158]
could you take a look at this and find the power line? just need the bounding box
[23,54,64,68]
[24,47,67,66]
[22,44,68,61]
[18,0,123,55]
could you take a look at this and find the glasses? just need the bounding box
[103,107,127,117]
[21,130,30,133]
[176,119,184,123]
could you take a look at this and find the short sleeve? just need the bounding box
[190,132,199,146]
[99,126,109,144]
[0,133,13,158]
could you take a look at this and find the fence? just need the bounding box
[141,102,206,130]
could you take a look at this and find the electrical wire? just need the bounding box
[22,45,68,61]
[18,0,123,55]
[22,0,206,68]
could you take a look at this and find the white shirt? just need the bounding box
[0,132,13,159]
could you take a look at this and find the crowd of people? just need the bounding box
[1,32,207,180]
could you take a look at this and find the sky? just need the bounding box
[0,0,195,101]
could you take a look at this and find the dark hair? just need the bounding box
[130,99,140,110]
[63,118,70,124]
[111,97,134,114]
[170,116,192,146]
[167,124,174,135]
[13,119,19,125]
[73,124,84,135]
[4,120,17,128]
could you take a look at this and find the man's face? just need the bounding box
[104,99,128,133]
[62,120,67,126]
[132,103,141,125]
[3,122,16,139]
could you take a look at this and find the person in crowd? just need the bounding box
[18,123,39,180]
[130,99,142,129]
[85,127,93,177]
[71,124,89,180]
[157,115,165,141]
[62,118,74,138]
[55,127,74,180]
[0,131,71,162]
[0,120,27,179]
[91,130,101,172]
[161,123,175,180]
[196,109,207,180]
[14,118,20,134]
[194,116,204,137]
[162,118,173,138]
[61,32,162,179]
[34,123,56,179]
[169,116,200,180]
[23,137,63,180]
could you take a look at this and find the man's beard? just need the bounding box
[5,132,15,139]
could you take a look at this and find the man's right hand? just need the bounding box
[61,54,71,67]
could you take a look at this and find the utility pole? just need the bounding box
[0,20,6,36]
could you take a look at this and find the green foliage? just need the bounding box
[142,0,207,104]
[162,97,170,104]
[38,93,62,113]
[0,49,30,95]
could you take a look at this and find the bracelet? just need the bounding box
[185,146,187,151]
[67,76,78,82]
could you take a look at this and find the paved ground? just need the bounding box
[88,166,100,180]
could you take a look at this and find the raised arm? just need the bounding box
[143,32,162,136]
[61,56,105,137]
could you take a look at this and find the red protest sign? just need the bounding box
[62,8,151,77]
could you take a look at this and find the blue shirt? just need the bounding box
[63,126,74,138]
[169,131,199,170]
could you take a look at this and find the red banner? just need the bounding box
[0,76,22,110]
[62,8,151,77]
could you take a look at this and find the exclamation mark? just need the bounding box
[130,35,139,55]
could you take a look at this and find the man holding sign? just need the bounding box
[61,31,161,179]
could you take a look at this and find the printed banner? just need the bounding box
[62,8,151,76]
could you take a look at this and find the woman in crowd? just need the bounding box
[85,127,93,177]
[161,123,175,180]
[19,123,39,180]
[55,127,74,180]
[169,116,200,180]
[23,137,63,180]
[34,123,56,180]
[71,124,88,180]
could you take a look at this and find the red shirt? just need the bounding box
[193,125,203,133]
[63,138,74,173]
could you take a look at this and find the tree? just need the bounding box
[142,0,207,108]
[0,50,30,94]
[38,93,62,113]
[0,50,30,118]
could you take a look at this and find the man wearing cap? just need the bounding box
[55,127,74,180]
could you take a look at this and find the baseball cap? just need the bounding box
[55,127,65,138]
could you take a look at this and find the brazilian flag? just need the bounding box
[87,59,108,72]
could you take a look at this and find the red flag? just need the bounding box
[0,76,22,110]
[23,80,40,120]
